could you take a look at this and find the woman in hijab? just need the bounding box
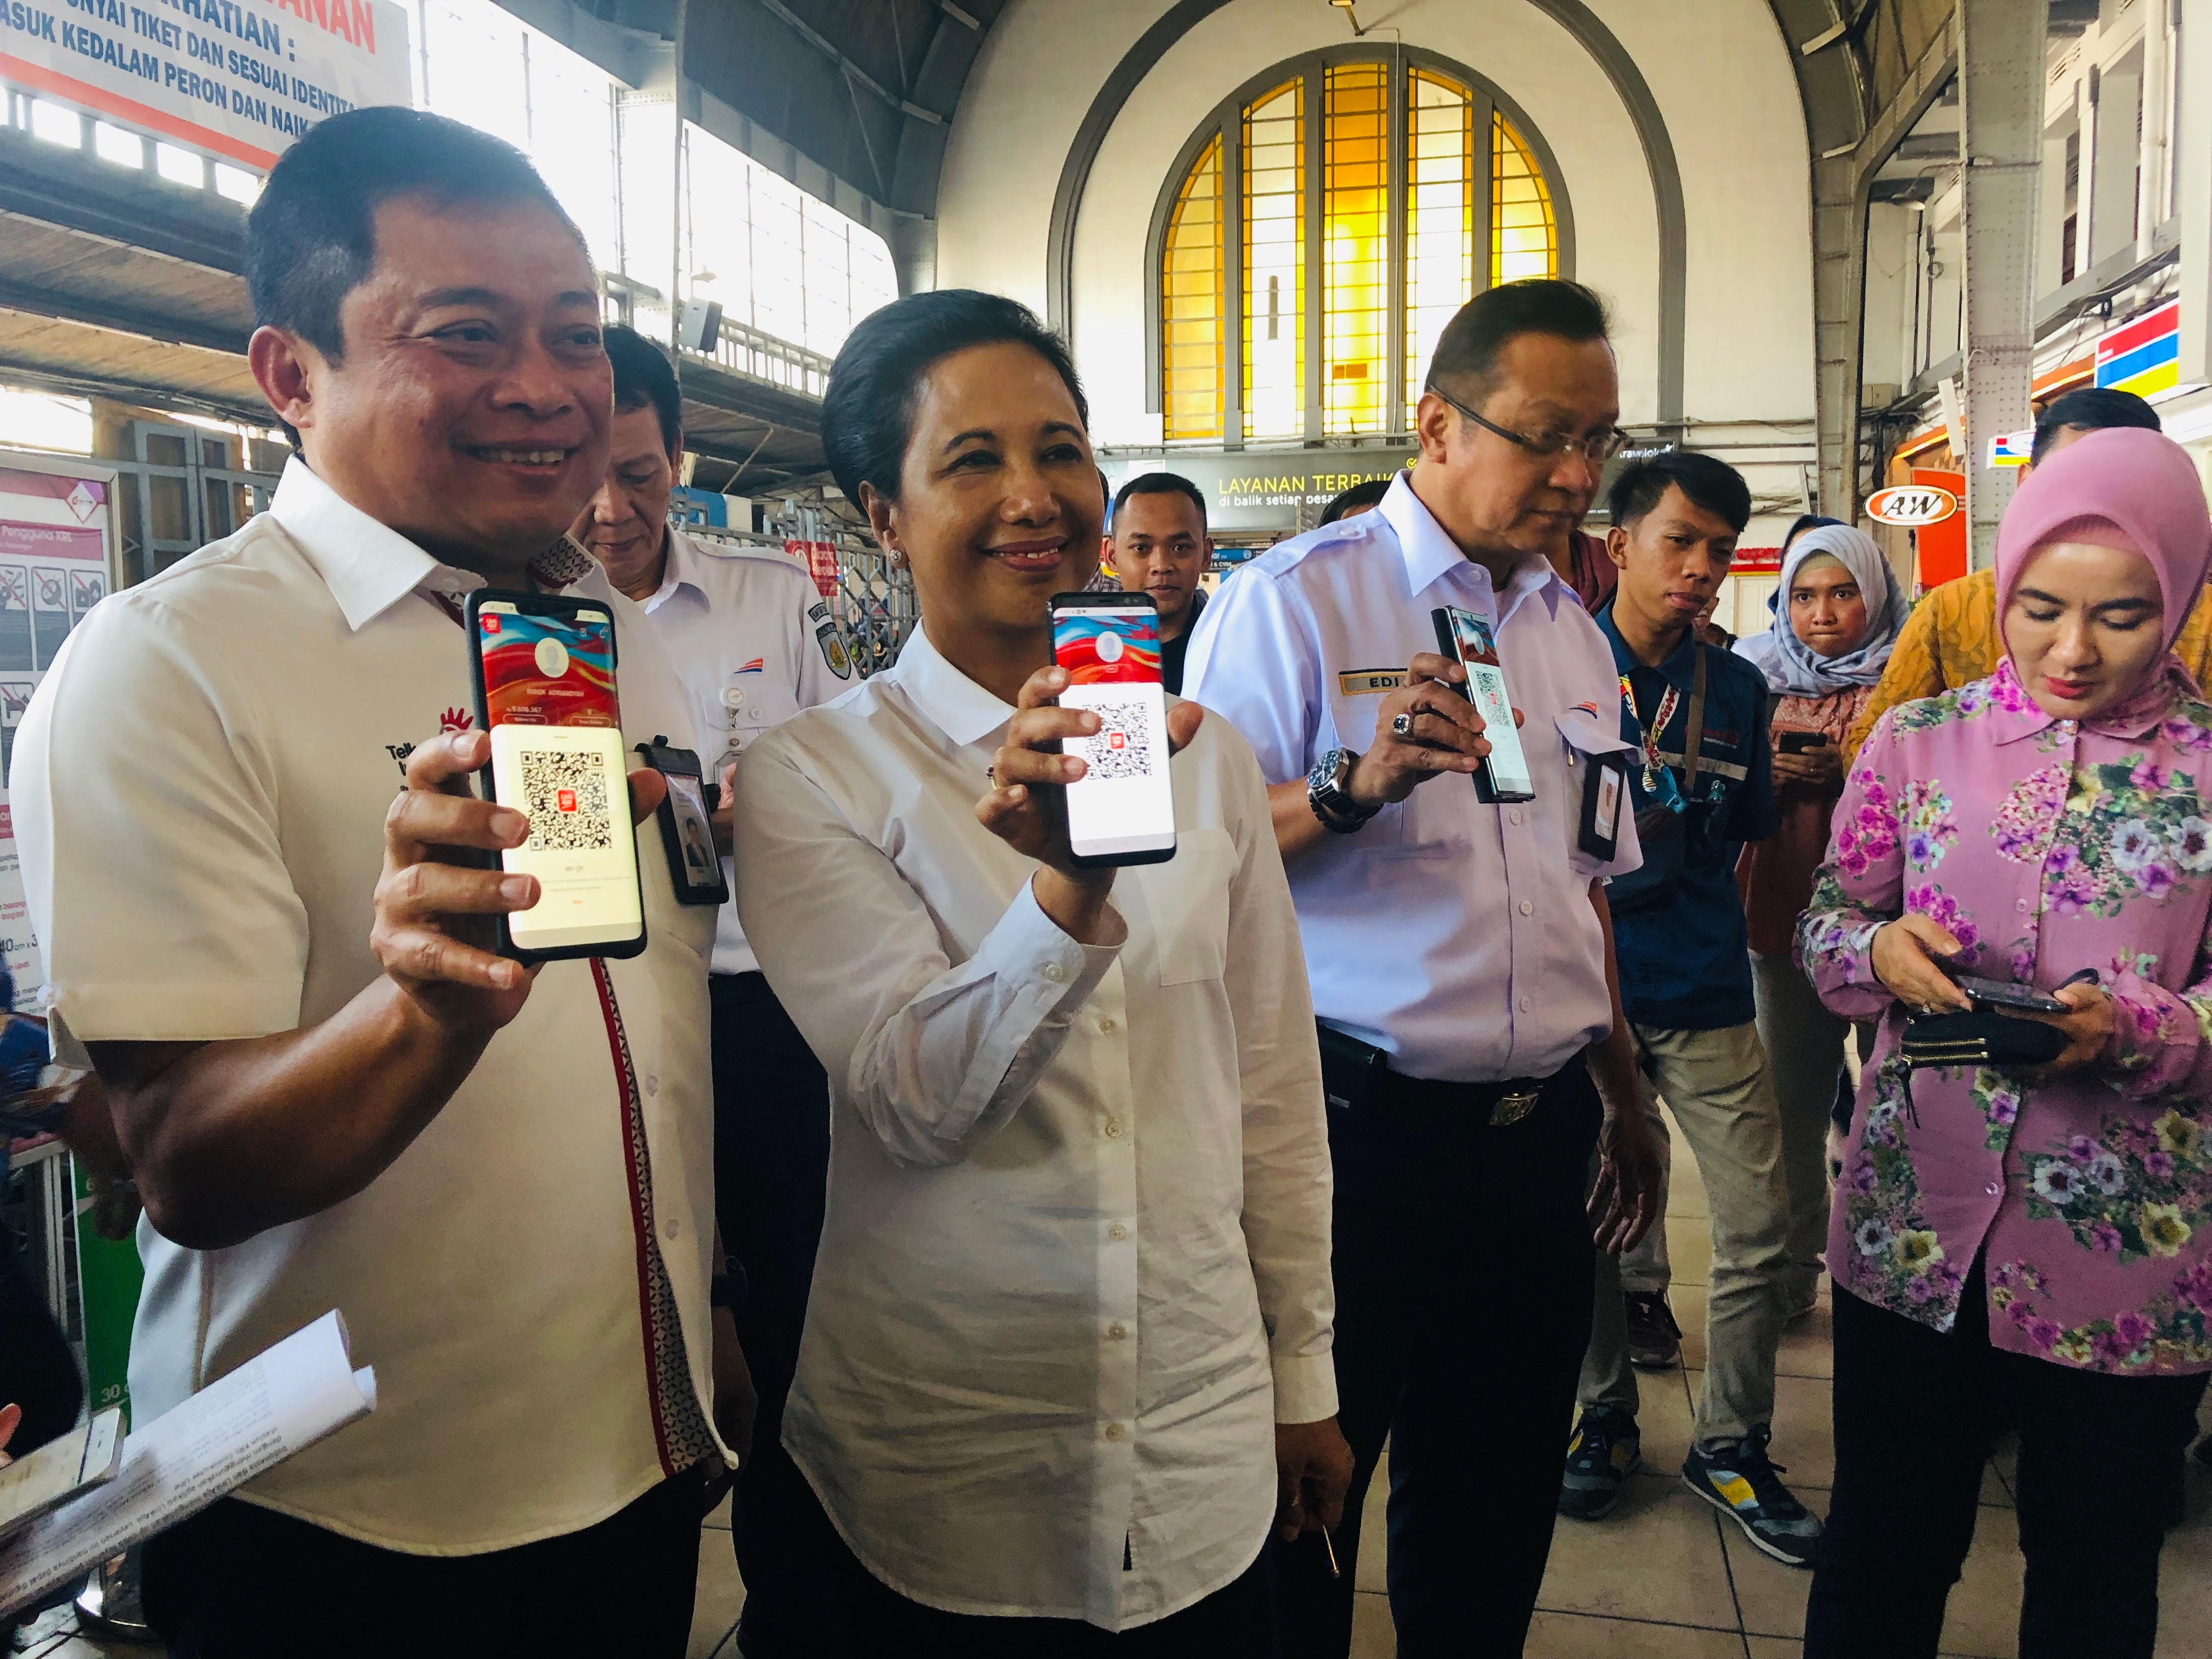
[1734,523,1907,1321]
[1797,429,2212,1659]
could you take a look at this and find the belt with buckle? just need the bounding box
[1316,1022,1554,1125]
[1488,1086,1542,1127]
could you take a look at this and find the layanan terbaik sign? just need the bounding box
[0,0,411,172]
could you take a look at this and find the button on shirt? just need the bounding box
[10,459,724,1549]
[632,528,845,974]
[1803,657,2212,1374]
[1596,606,1776,1031]
[732,627,1334,1630]
[1182,472,1641,1083]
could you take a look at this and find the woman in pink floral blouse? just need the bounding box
[1797,428,2212,1659]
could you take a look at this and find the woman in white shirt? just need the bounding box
[732,290,1350,1653]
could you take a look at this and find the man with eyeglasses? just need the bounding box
[1184,279,1662,1659]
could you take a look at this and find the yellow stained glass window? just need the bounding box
[1242,81,1304,441]
[1404,69,1475,428]
[1161,133,1225,441]
[1492,112,1557,285]
[1321,62,1387,436]
[1156,56,1559,441]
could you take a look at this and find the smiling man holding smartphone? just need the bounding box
[12,109,744,1656]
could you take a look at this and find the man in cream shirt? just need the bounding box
[12,109,740,1655]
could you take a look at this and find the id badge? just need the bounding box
[1578,752,1626,862]
[636,737,730,907]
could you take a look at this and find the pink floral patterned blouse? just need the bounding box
[1798,656,2212,1374]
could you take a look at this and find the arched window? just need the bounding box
[1152,50,1569,444]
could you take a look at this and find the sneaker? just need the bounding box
[1682,1429,1823,1567]
[1624,1290,1682,1369]
[1559,1406,1641,1521]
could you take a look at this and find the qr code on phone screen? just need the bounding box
[1077,698,1155,781]
[518,749,613,851]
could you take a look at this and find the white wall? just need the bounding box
[938,0,1817,445]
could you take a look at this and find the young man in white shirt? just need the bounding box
[574,325,844,1657]
[12,108,746,1655]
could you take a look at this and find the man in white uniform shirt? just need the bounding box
[10,110,744,1656]
[1184,280,1662,1659]
[574,325,844,1657]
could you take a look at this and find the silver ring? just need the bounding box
[1391,712,1415,738]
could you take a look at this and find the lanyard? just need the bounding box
[1618,645,1707,800]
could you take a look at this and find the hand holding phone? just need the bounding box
[467,590,648,960]
[1431,607,1534,804]
[1045,592,1180,867]
[1946,972,2070,1015]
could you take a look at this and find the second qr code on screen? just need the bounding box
[1078,698,1154,780]
[519,749,614,851]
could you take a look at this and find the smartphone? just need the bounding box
[1776,730,1831,755]
[1948,973,2067,1014]
[1430,606,1534,803]
[1048,591,1177,867]
[466,589,647,960]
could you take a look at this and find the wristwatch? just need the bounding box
[1307,747,1380,833]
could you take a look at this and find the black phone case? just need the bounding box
[1051,591,1178,870]
[1430,608,1535,804]
[465,586,649,963]
[637,738,730,907]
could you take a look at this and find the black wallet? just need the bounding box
[1900,1009,2066,1068]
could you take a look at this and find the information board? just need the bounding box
[0,0,412,172]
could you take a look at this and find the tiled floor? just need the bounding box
[15,1117,2210,1659]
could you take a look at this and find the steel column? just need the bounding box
[1955,0,2047,571]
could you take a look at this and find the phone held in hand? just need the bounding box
[466,588,648,961]
[1776,730,1830,755]
[1429,606,1534,804]
[1946,973,2068,1015]
[1048,590,1178,868]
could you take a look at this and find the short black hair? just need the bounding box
[2032,385,2162,462]
[821,290,1087,505]
[1424,279,1611,404]
[1319,477,1395,524]
[1606,450,1752,536]
[1112,472,1207,528]
[247,106,580,365]
[1781,513,1843,551]
[604,324,681,456]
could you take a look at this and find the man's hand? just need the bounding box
[2023,980,2114,1074]
[372,730,667,1032]
[701,1304,757,1516]
[1274,1418,1355,1542]
[1869,915,1972,1016]
[1588,1103,1661,1255]
[1346,653,1504,808]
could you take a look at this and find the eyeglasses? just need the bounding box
[1424,384,1629,464]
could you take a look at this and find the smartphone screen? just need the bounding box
[474,599,645,954]
[1050,596,1177,865]
[1435,606,1535,801]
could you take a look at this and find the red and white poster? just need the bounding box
[0,460,116,1008]
[785,538,840,601]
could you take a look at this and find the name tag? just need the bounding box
[1338,668,1408,696]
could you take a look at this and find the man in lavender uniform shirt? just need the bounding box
[1183,279,1662,1659]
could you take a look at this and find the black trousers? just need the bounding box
[709,969,840,1657]
[140,1465,708,1658]
[830,1523,1277,1657]
[1277,1057,1603,1659]
[1805,1268,2208,1659]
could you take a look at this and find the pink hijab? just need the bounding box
[1995,426,2212,654]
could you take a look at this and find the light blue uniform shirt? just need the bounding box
[1182,473,1641,1084]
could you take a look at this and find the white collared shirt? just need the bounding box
[1182,472,1641,1084]
[629,528,846,974]
[10,459,725,1551]
[732,627,1334,1631]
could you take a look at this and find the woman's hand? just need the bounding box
[1770,742,1843,790]
[2022,980,2114,1074]
[1870,915,1973,1015]
[977,665,1203,939]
